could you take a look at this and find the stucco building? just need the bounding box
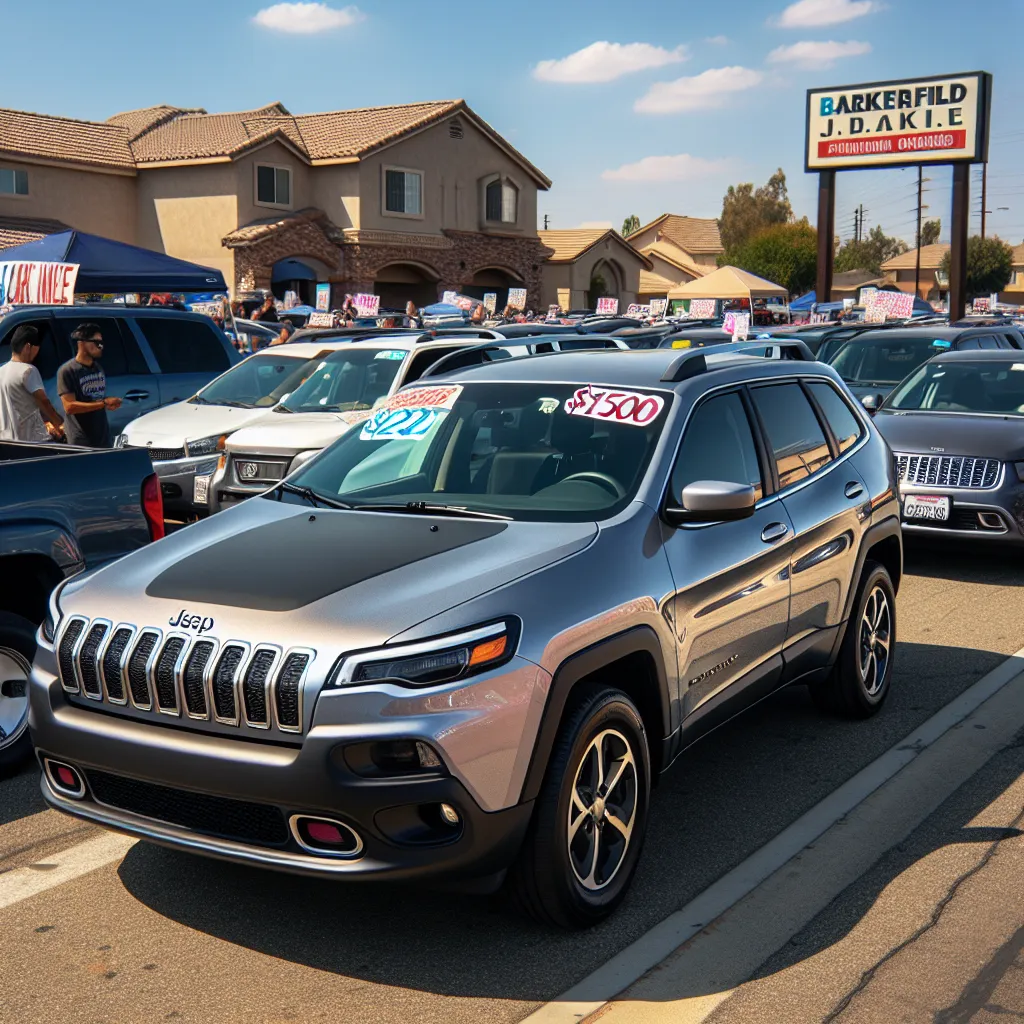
[624,214,724,302]
[537,229,650,311]
[0,100,553,308]
[880,243,950,303]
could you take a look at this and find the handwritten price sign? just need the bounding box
[564,385,665,428]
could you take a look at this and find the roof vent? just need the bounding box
[449,120,464,140]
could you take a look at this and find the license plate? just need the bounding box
[903,494,949,521]
[193,475,210,505]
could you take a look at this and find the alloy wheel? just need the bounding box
[567,728,638,891]
[858,585,892,696]
[0,647,30,751]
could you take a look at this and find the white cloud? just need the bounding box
[578,220,614,228]
[533,42,688,84]
[767,39,871,68]
[775,0,880,27]
[705,35,729,44]
[602,153,736,183]
[635,66,763,114]
[253,2,363,33]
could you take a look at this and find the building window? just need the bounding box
[485,178,518,224]
[384,168,423,216]
[256,165,291,207]
[0,167,29,196]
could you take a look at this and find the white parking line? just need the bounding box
[522,646,1024,1024]
[0,833,136,912]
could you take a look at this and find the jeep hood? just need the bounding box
[121,400,273,448]
[60,498,597,654]
[875,409,1024,462]
[224,410,371,455]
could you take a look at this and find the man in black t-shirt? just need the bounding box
[57,323,122,448]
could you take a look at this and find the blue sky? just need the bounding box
[4,0,1023,246]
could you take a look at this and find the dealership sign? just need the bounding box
[0,261,79,305]
[806,72,991,171]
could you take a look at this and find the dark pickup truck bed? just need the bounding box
[0,441,161,772]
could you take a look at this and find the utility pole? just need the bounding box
[915,167,923,300]
[981,162,988,239]
[857,203,865,242]
[543,214,549,230]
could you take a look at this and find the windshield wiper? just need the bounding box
[354,501,511,521]
[212,399,253,409]
[191,395,213,405]
[273,404,295,414]
[275,481,353,510]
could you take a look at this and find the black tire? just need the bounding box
[811,561,895,719]
[507,685,651,928]
[0,611,38,776]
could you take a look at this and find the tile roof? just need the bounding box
[881,243,949,271]
[643,240,711,279]
[630,214,724,254]
[222,208,347,248]
[106,105,204,141]
[0,108,134,169]
[639,269,680,295]
[0,215,70,252]
[538,229,652,267]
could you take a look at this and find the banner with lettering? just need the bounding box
[865,290,914,322]
[315,283,330,311]
[483,292,497,314]
[688,299,716,319]
[596,297,619,315]
[626,304,650,318]
[506,287,527,311]
[354,293,380,317]
[307,311,336,328]
[649,298,668,318]
[0,261,79,305]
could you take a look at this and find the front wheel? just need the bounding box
[507,686,651,928]
[0,612,38,776]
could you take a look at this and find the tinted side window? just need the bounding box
[0,317,64,379]
[975,334,1004,350]
[752,382,832,489]
[136,317,230,374]
[672,392,763,503]
[57,316,149,377]
[957,337,982,351]
[806,381,863,454]
[403,346,462,383]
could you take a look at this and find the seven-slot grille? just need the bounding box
[56,620,313,736]
[895,453,1001,489]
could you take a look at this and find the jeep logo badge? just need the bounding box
[168,609,214,633]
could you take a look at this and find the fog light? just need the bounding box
[370,739,443,775]
[290,815,363,858]
[439,803,460,827]
[44,759,86,799]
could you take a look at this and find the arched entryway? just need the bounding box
[587,258,625,308]
[461,266,525,312]
[373,262,439,309]
[271,258,317,305]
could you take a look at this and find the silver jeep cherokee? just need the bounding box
[30,341,901,927]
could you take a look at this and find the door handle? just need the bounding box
[761,522,789,543]
[845,481,864,499]
[123,390,150,401]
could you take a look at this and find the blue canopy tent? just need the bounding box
[0,230,227,293]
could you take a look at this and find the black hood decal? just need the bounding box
[147,513,507,611]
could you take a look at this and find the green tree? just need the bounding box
[834,225,908,276]
[920,219,941,246]
[939,236,1014,301]
[718,168,793,251]
[721,220,817,296]
[622,214,641,237]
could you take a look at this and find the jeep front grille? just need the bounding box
[55,619,314,737]
[895,453,1001,489]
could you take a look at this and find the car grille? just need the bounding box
[128,444,186,462]
[895,453,1001,489]
[232,456,289,484]
[85,769,289,847]
[56,619,314,737]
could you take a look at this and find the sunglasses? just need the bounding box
[86,339,104,348]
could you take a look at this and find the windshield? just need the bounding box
[829,335,942,386]
[286,381,672,522]
[280,348,408,413]
[886,360,1024,415]
[194,353,317,408]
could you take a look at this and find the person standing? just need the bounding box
[404,300,421,328]
[0,325,65,442]
[57,323,121,448]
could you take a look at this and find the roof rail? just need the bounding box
[420,342,518,378]
[660,339,814,383]
[418,327,504,342]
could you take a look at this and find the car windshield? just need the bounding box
[829,335,943,386]
[279,348,408,413]
[886,360,1024,415]
[193,353,317,408]
[285,381,672,522]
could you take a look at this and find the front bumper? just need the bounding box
[29,656,537,883]
[152,455,221,516]
[898,475,1024,544]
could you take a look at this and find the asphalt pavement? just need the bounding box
[3,540,1024,1024]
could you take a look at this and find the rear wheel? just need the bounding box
[507,686,650,928]
[0,612,37,776]
[812,561,895,718]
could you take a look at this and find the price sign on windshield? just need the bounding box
[564,385,665,427]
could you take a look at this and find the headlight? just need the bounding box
[113,433,127,449]
[186,434,227,457]
[328,620,519,689]
[289,449,321,473]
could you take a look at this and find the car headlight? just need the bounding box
[327,620,519,689]
[113,433,127,449]
[186,434,227,457]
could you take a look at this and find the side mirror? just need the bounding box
[663,480,758,526]
[860,393,881,415]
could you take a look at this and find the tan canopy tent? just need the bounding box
[667,265,788,301]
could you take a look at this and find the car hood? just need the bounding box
[875,409,1024,461]
[60,498,597,655]
[120,401,272,447]
[224,410,372,455]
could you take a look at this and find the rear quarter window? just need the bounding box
[136,317,231,374]
[805,380,864,454]
[0,317,65,379]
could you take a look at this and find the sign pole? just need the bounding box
[815,170,836,306]
[949,163,970,320]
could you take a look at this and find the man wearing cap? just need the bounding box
[57,322,122,448]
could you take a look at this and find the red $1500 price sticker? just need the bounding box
[564,385,665,427]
